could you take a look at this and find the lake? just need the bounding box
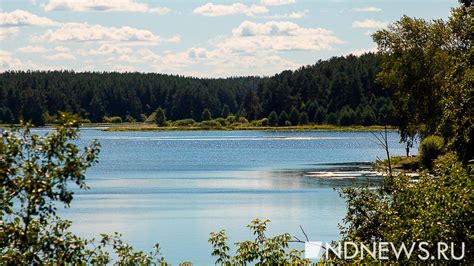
[52,129,409,264]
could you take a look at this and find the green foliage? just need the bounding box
[251,118,269,127]
[337,153,473,263]
[278,111,289,126]
[199,120,222,129]
[0,113,169,264]
[0,107,14,124]
[418,135,445,169]
[0,54,392,128]
[327,112,338,125]
[298,112,309,125]
[201,108,212,121]
[226,115,238,124]
[337,106,355,126]
[124,114,136,122]
[373,4,473,159]
[289,106,300,126]
[314,107,326,125]
[221,104,230,118]
[173,118,196,127]
[213,118,229,127]
[238,117,249,124]
[209,219,310,265]
[103,116,122,123]
[268,111,279,127]
[144,111,157,123]
[155,107,167,127]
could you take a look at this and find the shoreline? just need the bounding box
[0,123,396,132]
[100,124,396,132]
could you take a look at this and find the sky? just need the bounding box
[0,0,457,78]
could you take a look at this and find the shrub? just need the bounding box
[213,118,229,126]
[259,118,269,126]
[226,115,238,123]
[144,112,156,123]
[124,115,136,122]
[284,120,292,126]
[173,118,196,127]
[418,135,445,169]
[238,117,249,124]
[199,120,222,129]
[103,116,123,123]
[202,109,212,121]
[336,153,473,263]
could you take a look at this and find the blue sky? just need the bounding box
[0,0,456,77]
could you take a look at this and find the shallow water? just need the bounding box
[48,129,409,264]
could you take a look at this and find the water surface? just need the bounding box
[52,130,408,264]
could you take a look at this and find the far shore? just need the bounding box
[0,122,397,132]
[96,123,395,132]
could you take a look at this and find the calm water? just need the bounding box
[50,129,408,264]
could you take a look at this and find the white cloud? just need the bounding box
[0,27,19,40]
[0,9,57,27]
[352,19,388,29]
[0,50,44,70]
[17,45,49,53]
[53,45,70,52]
[44,52,76,60]
[44,0,170,14]
[80,44,133,55]
[220,20,343,52]
[350,47,378,56]
[264,10,308,19]
[38,23,171,45]
[260,0,296,6]
[353,7,382,12]
[193,3,268,17]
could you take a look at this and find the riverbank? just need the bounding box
[98,123,395,132]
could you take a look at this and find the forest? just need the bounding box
[0,53,394,127]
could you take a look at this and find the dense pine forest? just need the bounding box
[0,53,394,126]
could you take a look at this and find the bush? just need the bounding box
[103,116,123,123]
[336,153,473,263]
[202,109,212,121]
[226,115,238,124]
[199,120,222,129]
[213,118,229,126]
[238,117,249,124]
[144,112,156,123]
[259,118,269,126]
[124,115,136,122]
[419,135,445,169]
[173,118,196,127]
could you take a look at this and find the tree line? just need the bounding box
[0,53,395,127]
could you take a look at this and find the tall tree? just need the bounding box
[155,107,166,126]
